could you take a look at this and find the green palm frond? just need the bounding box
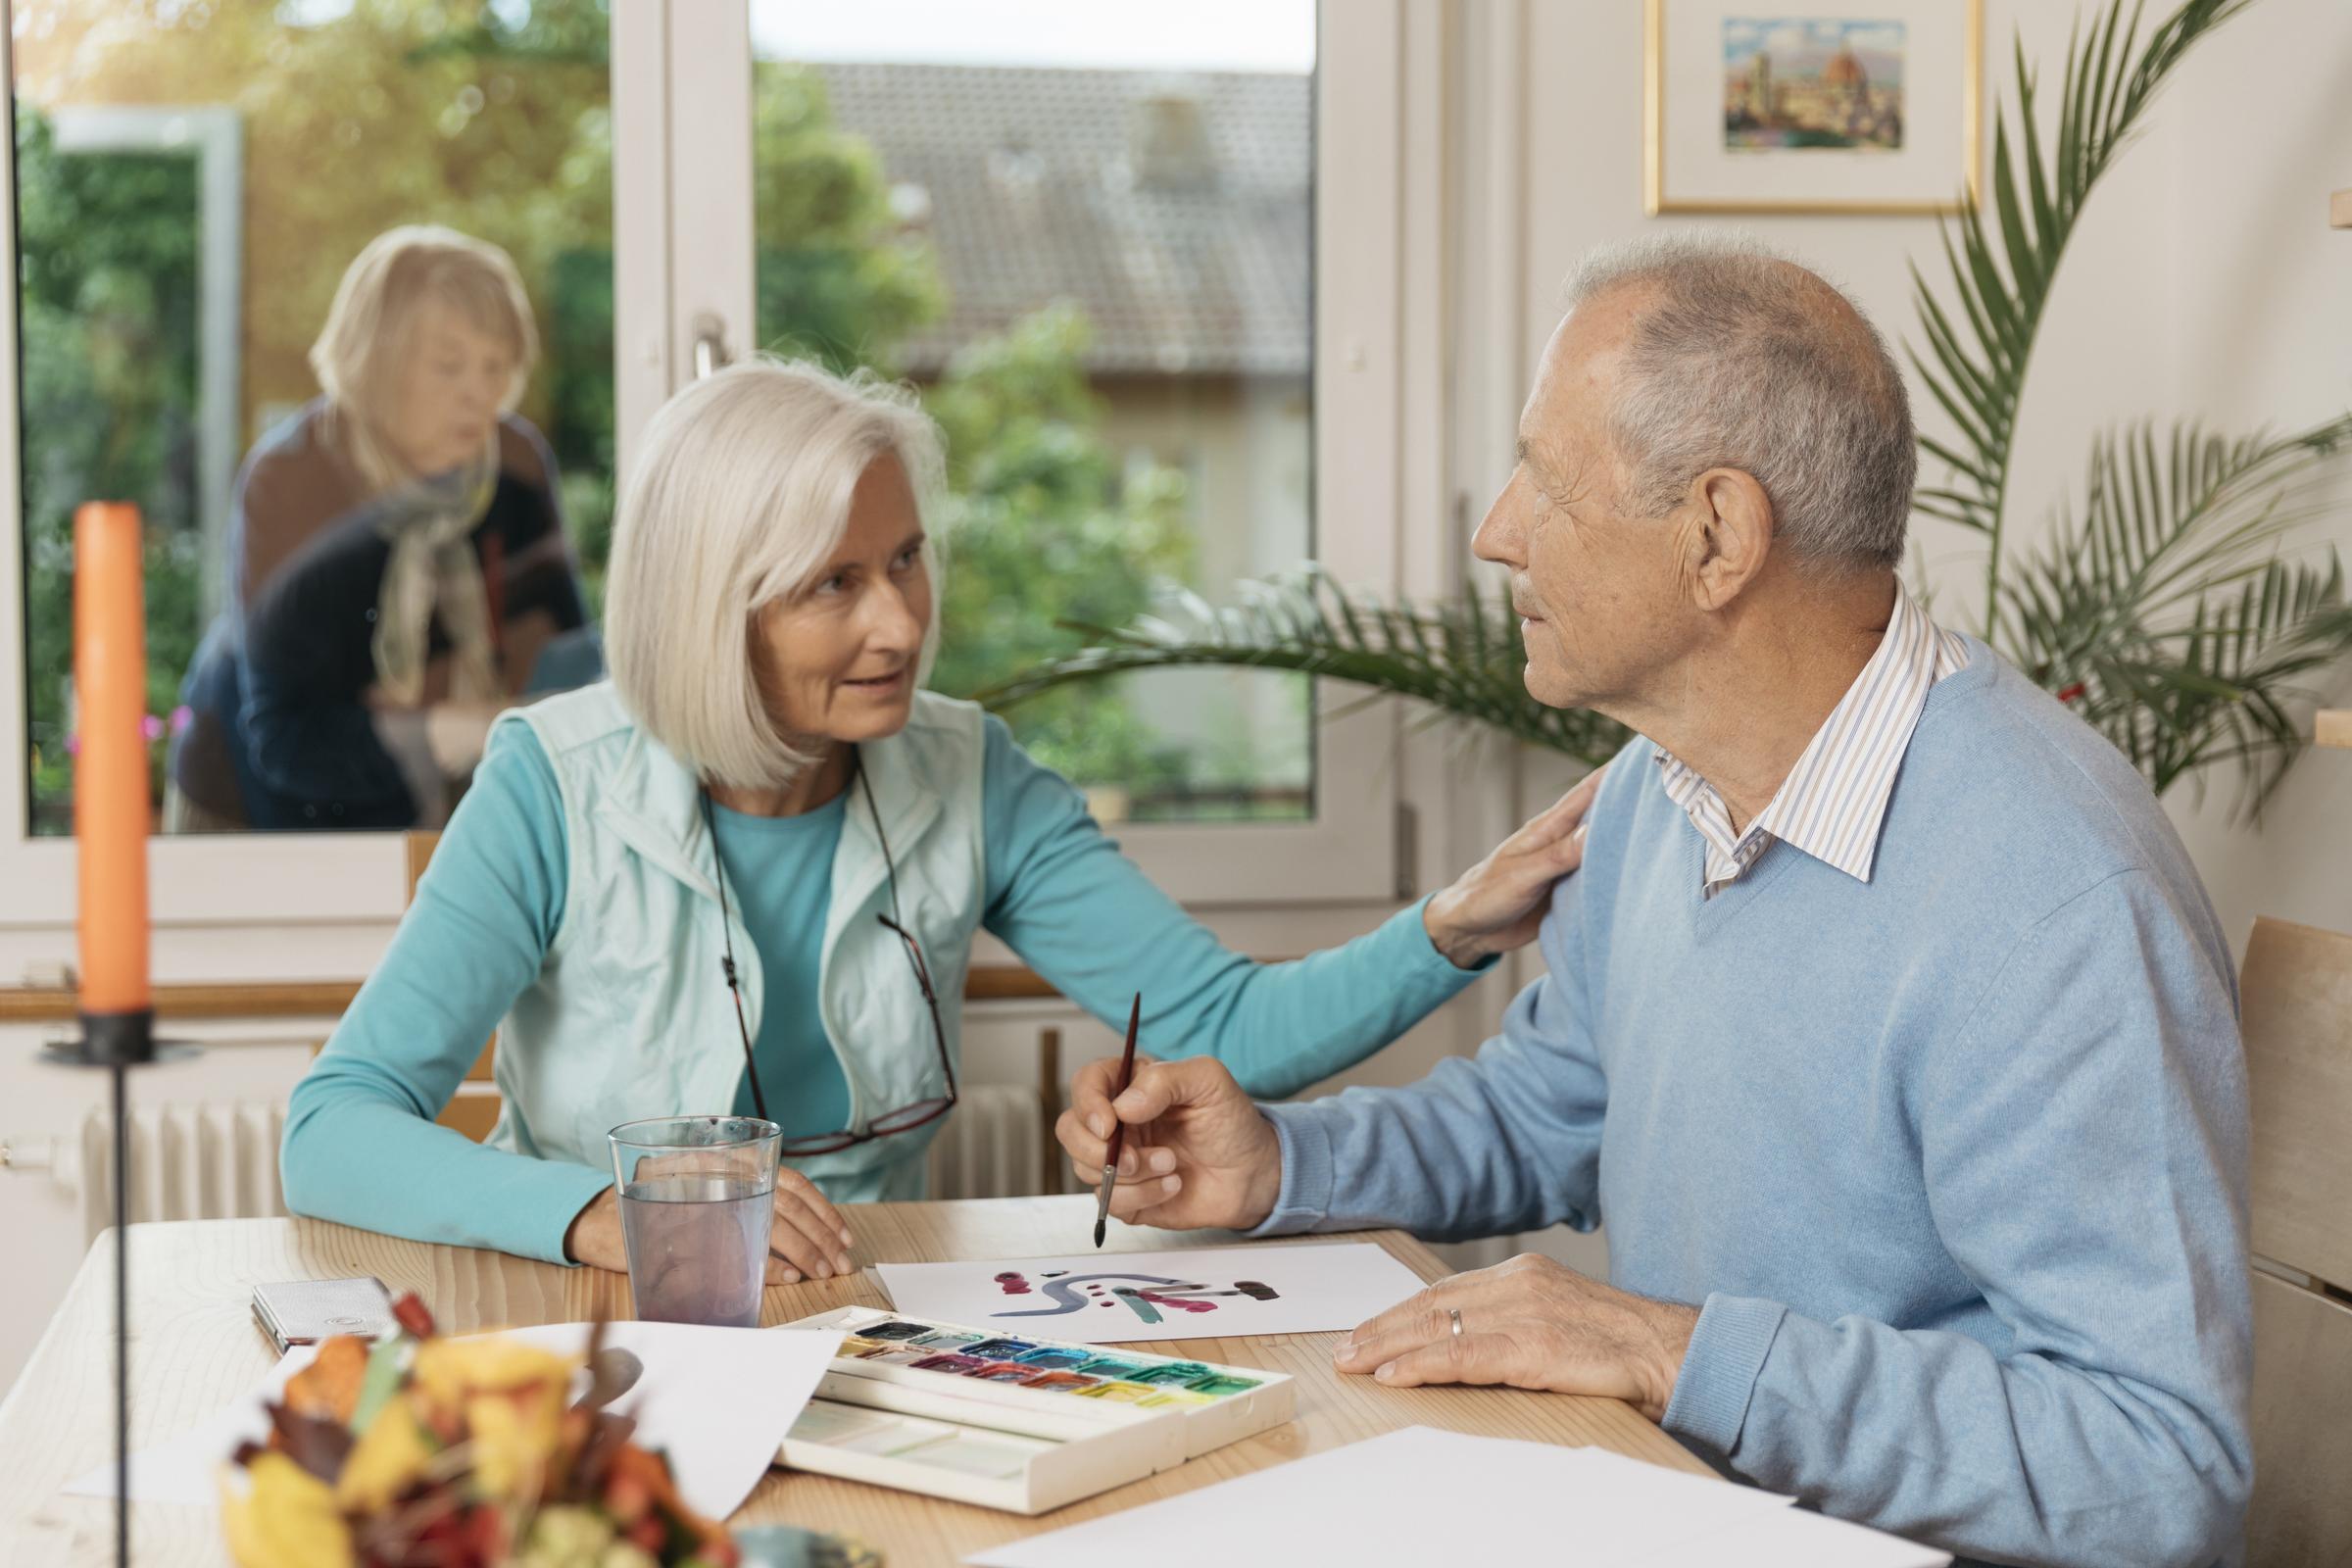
[1999,416,2352,814]
[2082,568,2352,812]
[2004,418,2351,676]
[975,567,1632,768]
[1910,0,2255,641]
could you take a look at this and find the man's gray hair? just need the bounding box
[1563,232,1915,570]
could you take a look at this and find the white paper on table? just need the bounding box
[1636,1504,1953,1567]
[875,1242,1428,1343]
[64,1337,330,1507]
[64,1321,843,1521]
[965,1427,1945,1568]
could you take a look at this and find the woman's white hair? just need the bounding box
[605,356,947,790]
[308,224,538,492]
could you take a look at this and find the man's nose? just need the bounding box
[1471,475,1528,567]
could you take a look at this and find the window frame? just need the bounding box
[0,0,1416,981]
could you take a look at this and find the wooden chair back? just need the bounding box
[2237,915,2352,1566]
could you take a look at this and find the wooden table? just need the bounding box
[0,1200,1709,1566]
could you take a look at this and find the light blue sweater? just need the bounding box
[1255,642,2252,1568]
[284,715,1482,1263]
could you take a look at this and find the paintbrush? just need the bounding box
[1093,992,1143,1250]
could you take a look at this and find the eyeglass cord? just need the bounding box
[700,749,910,1129]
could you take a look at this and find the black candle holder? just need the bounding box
[43,1010,198,1568]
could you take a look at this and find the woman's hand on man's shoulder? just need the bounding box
[1421,764,1607,968]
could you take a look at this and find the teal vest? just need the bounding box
[481,682,986,1200]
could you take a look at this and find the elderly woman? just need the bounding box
[282,358,1599,1284]
[168,224,585,832]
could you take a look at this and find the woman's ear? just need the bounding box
[1684,467,1775,612]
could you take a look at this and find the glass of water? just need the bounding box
[609,1116,782,1328]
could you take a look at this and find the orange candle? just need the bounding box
[74,502,151,1014]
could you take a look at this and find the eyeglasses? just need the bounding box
[704,759,957,1155]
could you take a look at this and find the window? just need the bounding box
[10,0,617,840]
[0,1,1408,957]
[745,2,1317,824]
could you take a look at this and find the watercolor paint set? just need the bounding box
[771,1304,1297,1513]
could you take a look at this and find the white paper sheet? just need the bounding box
[875,1242,1428,1343]
[64,1321,842,1521]
[966,1426,1947,1568]
[1639,1505,1953,1567]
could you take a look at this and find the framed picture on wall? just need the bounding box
[1645,0,1982,215]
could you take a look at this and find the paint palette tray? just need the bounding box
[771,1305,1296,1514]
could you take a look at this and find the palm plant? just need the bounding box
[1908,0,2352,812]
[980,569,1633,763]
[984,0,2352,814]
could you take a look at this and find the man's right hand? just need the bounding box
[1056,1054,1285,1232]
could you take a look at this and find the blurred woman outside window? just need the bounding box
[167,224,586,832]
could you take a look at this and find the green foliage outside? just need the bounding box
[15,1,1217,829]
[15,108,205,825]
[749,63,943,377]
[922,307,1198,792]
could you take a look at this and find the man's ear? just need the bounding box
[1679,468,1774,612]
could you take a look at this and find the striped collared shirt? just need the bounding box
[1655,585,1971,899]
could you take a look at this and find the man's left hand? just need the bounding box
[1333,1252,1699,1425]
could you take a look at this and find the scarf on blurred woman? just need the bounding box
[369,452,500,709]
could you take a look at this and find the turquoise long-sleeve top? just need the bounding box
[283,714,1482,1263]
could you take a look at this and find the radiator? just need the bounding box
[74,1101,289,1242]
[43,1083,1044,1243]
[926,1082,1054,1200]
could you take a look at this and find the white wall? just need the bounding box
[1482,0,2352,1275]
[2155,0,2352,943]
[0,1021,318,1388]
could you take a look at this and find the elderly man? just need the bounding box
[1057,235,2251,1568]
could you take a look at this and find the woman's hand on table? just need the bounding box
[1421,764,1607,968]
[563,1166,857,1283]
[1331,1251,1699,1425]
[1056,1054,1283,1232]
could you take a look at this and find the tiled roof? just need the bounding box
[814,62,1310,378]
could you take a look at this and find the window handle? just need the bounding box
[690,313,732,380]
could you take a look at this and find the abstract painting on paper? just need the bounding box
[874,1244,1428,1344]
